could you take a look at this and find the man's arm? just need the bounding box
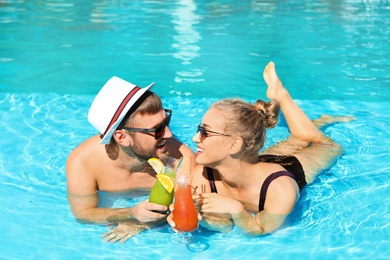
[166,138,197,174]
[67,191,167,224]
[66,147,167,224]
[102,219,165,244]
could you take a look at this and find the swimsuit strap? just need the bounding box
[259,171,296,212]
[206,167,218,193]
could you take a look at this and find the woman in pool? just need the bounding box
[170,61,354,236]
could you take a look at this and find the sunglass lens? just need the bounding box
[155,111,171,139]
[154,123,164,139]
[166,112,172,126]
[197,125,205,139]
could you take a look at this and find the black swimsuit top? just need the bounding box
[206,154,307,212]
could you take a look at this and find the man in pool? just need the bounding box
[65,76,195,239]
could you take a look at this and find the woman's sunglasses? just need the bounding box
[122,109,172,139]
[197,124,231,140]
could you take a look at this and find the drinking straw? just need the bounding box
[174,157,183,172]
[188,159,191,178]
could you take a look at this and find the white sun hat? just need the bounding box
[88,76,154,144]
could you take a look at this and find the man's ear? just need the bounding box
[229,136,244,154]
[113,130,131,146]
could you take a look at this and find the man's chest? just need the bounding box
[96,170,157,192]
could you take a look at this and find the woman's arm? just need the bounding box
[231,208,287,236]
[197,176,299,236]
[167,165,234,233]
[197,193,287,236]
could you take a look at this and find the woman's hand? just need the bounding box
[193,193,236,233]
[166,204,202,233]
[194,193,244,215]
[166,205,178,232]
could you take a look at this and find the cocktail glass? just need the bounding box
[173,174,198,233]
[172,174,209,252]
[171,174,202,248]
[148,157,178,213]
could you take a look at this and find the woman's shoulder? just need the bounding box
[191,165,206,181]
[191,165,215,194]
[262,167,300,214]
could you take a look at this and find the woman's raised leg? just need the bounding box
[262,62,354,183]
[263,61,321,140]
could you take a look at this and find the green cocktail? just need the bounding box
[149,177,174,207]
[148,157,179,213]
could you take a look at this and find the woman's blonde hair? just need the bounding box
[210,98,280,163]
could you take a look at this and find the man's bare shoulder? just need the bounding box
[166,137,194,159]
[66,135,104,194]
[66,134,107,180]
[68,135,103,162]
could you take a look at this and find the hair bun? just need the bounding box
[257,109,266,118]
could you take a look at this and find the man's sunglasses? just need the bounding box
[122,109,172,139]
[197,124,231,140]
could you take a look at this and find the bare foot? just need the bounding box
[312,115,356,129]
[263,61,288,102]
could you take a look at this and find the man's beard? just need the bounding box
[129,140,168,160]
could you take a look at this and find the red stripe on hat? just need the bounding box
[102,86,141,138]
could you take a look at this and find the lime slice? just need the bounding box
[148,158,164,174]
[156,174,175,193]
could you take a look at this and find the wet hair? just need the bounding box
[210,98,280,163]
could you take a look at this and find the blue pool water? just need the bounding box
[1,0,389,259]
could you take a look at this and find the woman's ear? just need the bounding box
[229,136,244,154]
[113,130,131,146]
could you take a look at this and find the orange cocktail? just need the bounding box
[173,174,198,232]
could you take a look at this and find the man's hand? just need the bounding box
[130,200,169,222]
[103,219,163,244]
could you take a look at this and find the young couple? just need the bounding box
[66,62,354,243]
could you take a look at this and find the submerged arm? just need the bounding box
[67,192,168,224]
[197,178,297,236]
[103,219,165,244]
[66,144,167,224]
[67,191,130,224]
[198,212,234,233]
[231,208,287,236]
[197,193,275,236]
